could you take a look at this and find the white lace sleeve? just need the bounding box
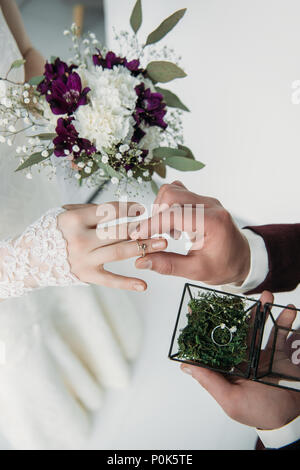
[0,208,86,299]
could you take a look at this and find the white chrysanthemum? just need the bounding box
[74,66,141,151]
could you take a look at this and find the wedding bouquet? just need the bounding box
[0,1,204,194]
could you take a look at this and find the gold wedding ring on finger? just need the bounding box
[136,240,147,257]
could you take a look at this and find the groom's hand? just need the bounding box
[130,181,250,285]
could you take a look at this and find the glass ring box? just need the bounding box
[169,284,300,392]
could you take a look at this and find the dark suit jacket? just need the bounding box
[245,224,300,450]
[245,224,300,295]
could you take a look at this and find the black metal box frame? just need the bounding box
[169,283,300,392]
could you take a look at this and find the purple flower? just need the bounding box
[37,58,77,95]
[53,117,96,158]
[46,72,90,115]
[92,49,145,77]
[132,83,168,143]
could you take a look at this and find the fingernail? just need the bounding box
[133,283,145,292]
[136,259,152,270]
[182,366,193,376]
[152,239,166,250]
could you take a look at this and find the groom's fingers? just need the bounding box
[135,252,193,279]
[92,238,168,264]
[89,268,147,291]
[130,206,197,240]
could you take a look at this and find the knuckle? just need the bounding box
[112,244,124,260]
[216,207,231,224]
[66,210,82,226]
[210,197,221,206]
[155,258,173,276]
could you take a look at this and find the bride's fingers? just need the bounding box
[62,203,96,211]
[96,220,141,244]
[96,201,144,224]
[63,201,144,228]
[92,238,168,264]
[87,268,147,291]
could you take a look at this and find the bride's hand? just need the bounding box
[59,202,168,292]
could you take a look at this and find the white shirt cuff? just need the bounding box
[256,416,300,449]
[221,228,269,294]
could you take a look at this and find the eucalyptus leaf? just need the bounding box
[178,144,195,160]
[130,0,142,34]
[155,86,189,112]
[31,133,56,141]
[10,59,26,70]
[145,8,186,46]
[15,152,50,172]
[153,159,166,178]
[165,156,205,171]
[147,61,187,83]
[153,146,187,159]
[151,180,159,195]
[28,75,45,86]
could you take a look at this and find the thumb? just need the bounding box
[180,364,234,408]
[135,252,190,277]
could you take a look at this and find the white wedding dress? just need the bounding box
[0,8,142,450]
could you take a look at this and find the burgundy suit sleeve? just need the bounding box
[244,224,300,295]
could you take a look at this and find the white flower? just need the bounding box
[143,170,149,177]
[138,125,162,155]
[74,173,81,180]
[24,98,30,104]
[74,67,141,151]
[102,154,109,164]
[63,30,70,36]
[137,176,143,184]
[87,160,93,167]
[84,166,92,174]
[119,144,129,153]
[72,145,80,153]
[127,169,133,177]
[41,150,49,157]
[26,172,32,180]
[111,177,119,185]
[77,161,85,168]
[116,153,122,160]
[229,326,237,334]
[64,149,70,156]
[220,323,226,329]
